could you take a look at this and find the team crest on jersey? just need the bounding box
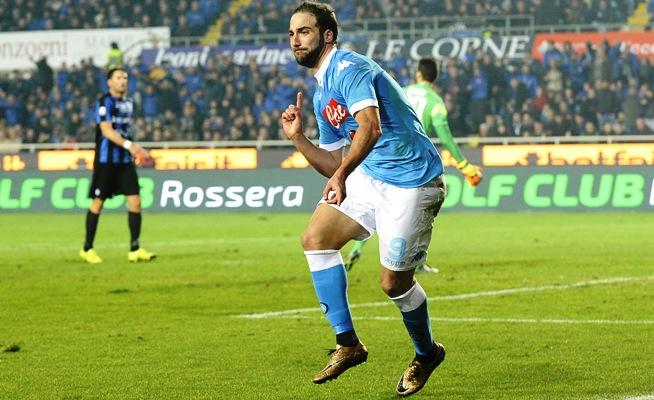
[322,98,350,129]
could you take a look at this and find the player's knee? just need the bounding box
[301,227,330,250]
[380,274,413,297]
[380,277,400,297]
[90,199,104,213]
[300,228,316,250]
[127,196,141,212]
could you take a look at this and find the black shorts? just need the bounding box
[89,163,140,199]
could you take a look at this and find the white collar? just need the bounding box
[314,47,337,87]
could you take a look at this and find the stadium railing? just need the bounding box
[166,20,652,46]
[2,135,652,153]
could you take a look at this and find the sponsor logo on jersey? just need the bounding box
[117,100,133,115]
[322,98,350,129]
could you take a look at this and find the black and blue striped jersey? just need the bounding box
[94,93,134,165]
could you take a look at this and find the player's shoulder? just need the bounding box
[403,83,420,92]
[97,93,112,118]
[97,92,111,104]
[333,49,375,74]
[334,49,368,62]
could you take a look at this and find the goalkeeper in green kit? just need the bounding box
[344,57,484,273]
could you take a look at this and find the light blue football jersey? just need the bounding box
[313,48,443,188]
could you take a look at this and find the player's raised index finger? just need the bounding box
[296,92,303,111]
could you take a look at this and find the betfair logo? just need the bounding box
[483,144,654,166]
[2,155,25,172]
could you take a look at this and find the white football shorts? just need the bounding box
[319,167,446,271]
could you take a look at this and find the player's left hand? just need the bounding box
[456,159,483,186]
[323,170,347,205]
[131,144,153,166]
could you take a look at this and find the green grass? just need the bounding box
[0,212,653,399]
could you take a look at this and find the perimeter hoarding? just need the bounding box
[1,167,652,212]
[138,34,531,69]
[532,31,654,61]
[0,27,170,70]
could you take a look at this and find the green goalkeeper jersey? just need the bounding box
[404,82,465,163]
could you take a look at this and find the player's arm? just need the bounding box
[321,106,380,205]
[99,121,151,161]
[281,92,342,178]
[334,106,380,180]
[431,107,483,186]
[97,97,151,162]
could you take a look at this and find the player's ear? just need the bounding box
[324,29,334,44]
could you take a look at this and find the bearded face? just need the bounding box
[289,12,330,69]
[294,34,325,68]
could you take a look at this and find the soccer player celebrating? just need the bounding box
[79,67,156,264]
[282,2,446,396]
[345,58,484,273]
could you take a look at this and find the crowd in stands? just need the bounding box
[0,0,222,36]
[224,0,635,37]
[0,0,636,36]
[427,43,654,138]
[2,37,654,145]
[1,0,653,143]
[383,0,634,25]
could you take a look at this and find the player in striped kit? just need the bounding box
[79,67,155,264]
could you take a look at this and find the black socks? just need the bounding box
[415,343,439,363]
[84,210,100,251]
[336,330,359,347]
[128,212,141,251]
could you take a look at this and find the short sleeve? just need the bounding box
[96,97,112,123]
[335,59,378,116]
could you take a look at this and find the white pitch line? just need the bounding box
[0,236,296,251]
[624,396,654,400]
[266,315,654,325]
[237,275,654,319]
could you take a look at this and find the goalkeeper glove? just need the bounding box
[456,159,484,186]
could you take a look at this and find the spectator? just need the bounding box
[543,60,564,96]
[106,42,123,69]
[517,63,538,97]
[592,44,613,83]
[583,120,598,135]
[596,80,618,126]
[623,84,642,131]
[141,85,159,120]
[549,113,572,136]
[467,63,489,133]
[186,1,206,35]
[633,117,654,135]
[33,56,55,94]
[508,77,529,110]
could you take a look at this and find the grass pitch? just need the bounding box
[0,212,652,399]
